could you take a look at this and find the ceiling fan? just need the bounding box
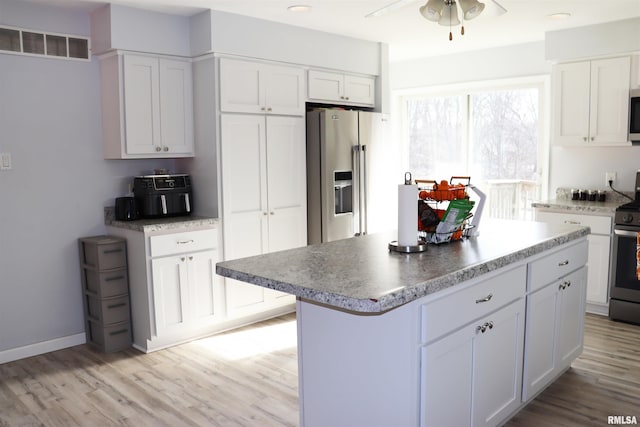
[366,0,507,18]
[366,0,507,40]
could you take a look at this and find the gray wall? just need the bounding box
[0,0,172,359]
[0,0,388,360]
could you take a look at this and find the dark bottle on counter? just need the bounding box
[579,189,587,200]
[571,189,579,200]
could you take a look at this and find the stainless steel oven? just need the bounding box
[610,202,640,324]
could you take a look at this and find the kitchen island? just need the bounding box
[216,219,590,427]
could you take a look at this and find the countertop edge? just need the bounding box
[216,226,590,314]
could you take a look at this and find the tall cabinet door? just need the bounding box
[123,55,161,155]
[265,116,307,253]
[589,57,631,144]
[221,114,270,315]
[151,255,189,337]
[159,58,194,155]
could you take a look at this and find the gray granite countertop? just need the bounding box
[216,219,589,314]
[532,187,631,215]
[104,207,218,233]
[531,199,620,215]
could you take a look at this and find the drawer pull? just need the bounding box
[558,260,569,266]
[109,329,129,336]
[177,240,194,245]
[103,249,123,254]
[475,293,493,304]
[107,303,127,309]
[563,220,581,225]
[105,275,124,282]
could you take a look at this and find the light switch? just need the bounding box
[1,153,12,170]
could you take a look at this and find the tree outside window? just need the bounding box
[405,86,540,220]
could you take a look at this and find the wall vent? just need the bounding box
[0,25,90,61]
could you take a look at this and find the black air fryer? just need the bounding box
[133,174,193,218]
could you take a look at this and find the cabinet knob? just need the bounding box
[181,257,186,262]
[583,137,587,142]
[270,211,275,215]
[345,96,350,100]
[261,107,266,111]
[263,212,268,216]
[189,256,193,261]
[163,146,169,152]
[340,96,345,100]
[590,137,595,141]
[156,146,162,152]
[559,283,566,291]
[267,107,272,112]
[558,260,569,266]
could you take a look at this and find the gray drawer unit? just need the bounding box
[79,235,131,353]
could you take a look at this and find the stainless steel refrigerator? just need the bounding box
[306,108,397,244]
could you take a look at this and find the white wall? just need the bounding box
[390,22,640,196]
[0,0,172,360]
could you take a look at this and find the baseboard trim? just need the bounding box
[0,333,86,364]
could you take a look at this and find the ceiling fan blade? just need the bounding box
[490,0,508,16]
[366,0,417,18]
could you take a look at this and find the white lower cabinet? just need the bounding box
[522,239,588,402]
[151,249,221,338]
[535,210,612,314]
[421,284,525,427]
[522,266,587,400]
[107,226,225,352]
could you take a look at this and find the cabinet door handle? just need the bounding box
[163,146,169,152]
[475,293,493,304]
[559,283,566,291]
[563,220,581,225]
[189,256,193,260]
[583,137,587,142]
[565,280,571,288]
[156,146,162,152]
[181,257,186,262]
[177,240,194,245]
[105,275,124,282]
[109,329,129,336]
[476,321,494,334]
[558,260,569,266]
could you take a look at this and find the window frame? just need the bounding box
[394,75,550,203]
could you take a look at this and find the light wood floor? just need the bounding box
[1,313,638,427]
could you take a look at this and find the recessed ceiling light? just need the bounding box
[548,12,571,20]
[287,5,312,13]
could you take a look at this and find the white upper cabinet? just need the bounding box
[219,57,305,116]
[101,52,194,159]
[307,69,375,106]
[552,56,631,146]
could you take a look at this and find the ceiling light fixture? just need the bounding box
[287,5,312,13]
[420,0,485,40]
[547,12,571,20]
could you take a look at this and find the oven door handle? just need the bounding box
[614,229,640,237]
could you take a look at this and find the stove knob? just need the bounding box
[622,213,634,223]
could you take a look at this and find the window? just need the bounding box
[401,79,546,220]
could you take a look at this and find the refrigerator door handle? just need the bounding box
[352,144,361,236]
[361,145,367,236]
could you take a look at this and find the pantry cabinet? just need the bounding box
[307,69,375,106]
[552,56,630,146]
[220,113,306,317]
[219,57,305,116]
[100,52,194,159]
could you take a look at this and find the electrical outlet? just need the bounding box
[605,172,616,186]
